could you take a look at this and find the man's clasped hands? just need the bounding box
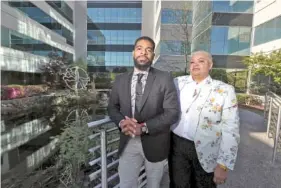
[120,116,143,137]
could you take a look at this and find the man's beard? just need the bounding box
[133,57,152,71]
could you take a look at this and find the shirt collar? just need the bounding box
[133,67,150,76]
[188,75,212,85]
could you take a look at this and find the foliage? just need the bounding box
[171,71,186,78]
[210,69,228,83]
[226,71,248,93]
[243,49,281,85]
[94,73,112,89]
[40,52,69,88]
[236,93,263,106]
[110,72,117,81]
[209,69,248,92]
[1,84,49,100]
[56,120,94,187]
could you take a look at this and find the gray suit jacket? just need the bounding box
[108,67,180,162]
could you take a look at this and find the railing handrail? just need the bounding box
[87,117,147,188]
[266,91,281,103]
[87,116,111,128]
[265,91,281,164]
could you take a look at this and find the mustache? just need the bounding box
[136,55,149,60]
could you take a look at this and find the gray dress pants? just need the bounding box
[118,136,167,188]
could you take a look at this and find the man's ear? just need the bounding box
[152,52,155,59]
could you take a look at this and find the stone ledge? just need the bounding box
[1,90,96,115]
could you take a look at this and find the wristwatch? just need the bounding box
[141,123,148,134]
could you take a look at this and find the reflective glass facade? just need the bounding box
[87,51,133,66]
[160,40,190,55]
[192,29,211,52]
[192,1,212,26]
[8,1,73,46]
[254,15,281,46]
[191,0,253,69]
[87,1,142,71]
[1,26,73,61]
[87,30,141,45]
[212,1,253,13]
[87,8,141,23]
[161,9,192,24]
[211,26,251,55]
[46,1,73,23]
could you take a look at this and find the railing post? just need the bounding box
[264,93,268,120]
[266,97,273,138]
[272,106,281,164]
[101,130,108,188]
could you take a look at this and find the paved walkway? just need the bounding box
[159,108,281,188]
[220,109,281,188]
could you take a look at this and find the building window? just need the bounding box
[46,1,73,23]
[1,26,73,61]
[212,1,253,13]
[161,9,192,24]
[254,16,281,46]
[87,8,142,23]
[87,30,141,45]
[87,4,142,71]
[211,26,251,56]
[160,40,189,55]
[87,51,133,67]
[8,1,73,46]
[191,29,211,53]
[192,1,212,26]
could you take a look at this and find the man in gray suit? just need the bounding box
[108,36,179,188]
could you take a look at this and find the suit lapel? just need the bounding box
[125,71,133,117]
[139,68,156,112]
[196,78,213,115]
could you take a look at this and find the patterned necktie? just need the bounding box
[135,73,144,114]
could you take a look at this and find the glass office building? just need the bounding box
[87,1,142,72]
[3,1,73,60]
[1,1,74,85]
[8,1,74,46]
[192,0,253,69]
[160,8,192,56]
[153,1,193,72]
[253,15,281,46]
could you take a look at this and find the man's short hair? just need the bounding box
[134,36,155,51]
[191,50,213,64]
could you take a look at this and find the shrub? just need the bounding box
[237,93,263,106]
[56,120,94,187]
[171,71,186,78]
[1,85,49,100]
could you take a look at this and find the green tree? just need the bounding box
[243,49,281,85]
[40,51,69,88]
[210,69,228,83]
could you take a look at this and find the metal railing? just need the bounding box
[264,91,281,164]
[87,116,147,188]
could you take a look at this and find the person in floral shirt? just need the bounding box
[169,51,240,188]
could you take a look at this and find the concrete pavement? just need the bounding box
[220,109,281,188]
